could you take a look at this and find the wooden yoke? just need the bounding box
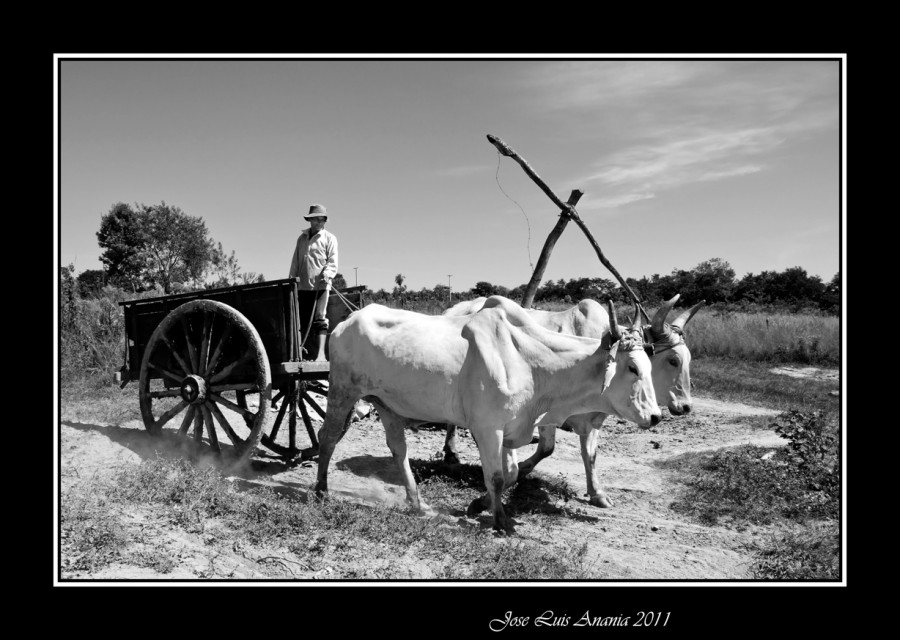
[487,134,650,321]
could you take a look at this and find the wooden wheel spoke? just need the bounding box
[209,392,256,421]
[160,334,192,377]
[207,400,242,449]
[209,350,251,384]
[201,404,220,452]
[198,312,213,375]
[180,317,199,374]
[297,394,313,448]
[147,361,184,385]
[193,409,204,442]
[149,389,182,399]
[306,381,328,395]
[153,400,189,431]
[204,324,233,378]
[178,406,197,435]
[268,394,290,442]
[271,387,288,406]
[301,391,327,420]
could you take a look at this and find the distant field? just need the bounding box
[387,298,840,366]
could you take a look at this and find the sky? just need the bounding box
[56,54,843,295]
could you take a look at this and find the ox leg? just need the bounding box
[517,423,556,478]
[377,406,429,515]
[572,413,613,508]
[469,429,514,534]
[313,393,356,498]
[443,424,461,465]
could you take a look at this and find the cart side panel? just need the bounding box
[121,281,298,383]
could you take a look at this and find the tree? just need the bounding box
[820,272,840,314]
[332,273,348,290]
[472,281,498,297]
[76,269,106,298]
[96,202,149,291]
[239,272,266,285]
[97,201,221,294]
[143,202,216,293]
[393,273,408,307]
[208,243,241,288]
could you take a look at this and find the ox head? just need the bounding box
[602,300,661,429]
[645,295,704,416]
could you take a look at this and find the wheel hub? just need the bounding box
[180,375,208,404]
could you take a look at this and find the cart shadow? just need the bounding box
[61,421,254,468]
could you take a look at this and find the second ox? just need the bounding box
[442,294,703,507]
[314,295,660,533]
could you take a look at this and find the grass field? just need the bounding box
[58,298,842,581]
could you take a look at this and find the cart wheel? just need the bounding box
[138,299,272,464]
[254,380,327,460]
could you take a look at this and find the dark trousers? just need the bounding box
[297,289,330,338]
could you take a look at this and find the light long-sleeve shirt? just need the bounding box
[288,228,338,291]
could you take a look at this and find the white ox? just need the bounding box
[314,295,660,533]
[442,294,703,507]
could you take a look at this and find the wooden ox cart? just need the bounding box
[117,278,364,463]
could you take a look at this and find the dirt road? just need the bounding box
[59,387,796,580]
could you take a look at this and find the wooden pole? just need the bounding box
[487,134,650,321]
[521,189,583,309]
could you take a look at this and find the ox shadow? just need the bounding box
[405,459,590,524]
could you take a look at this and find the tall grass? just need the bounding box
[685,310,839,365]
[393,298,841,366]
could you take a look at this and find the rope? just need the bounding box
[495,151,534,271]
[648,325,686,354]
[330,286,360,312]
[299,294,318,358]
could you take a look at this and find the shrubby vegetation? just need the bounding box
[668,409,840,580]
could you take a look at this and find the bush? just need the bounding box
[671,410,839,526]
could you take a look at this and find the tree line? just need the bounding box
[67,201,839,317]
[366,259,839,315]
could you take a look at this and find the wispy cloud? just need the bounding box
[512,60,838,211]
[583,128,779,188]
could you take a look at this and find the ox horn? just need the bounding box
[630,301,643,332]
[650,294,679,338]
[606,299,621,343]
[671,300,706,330]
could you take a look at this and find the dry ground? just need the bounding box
[59,364,842,581]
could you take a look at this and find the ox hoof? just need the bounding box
[408,499,430,516]
[443,451,461,466]
[466,496,489,517]
[589,494,614,508]
[493,517,516,536]
[312,482,329,500]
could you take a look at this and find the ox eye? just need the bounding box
[628,364,639,375]
[668,357,680,366]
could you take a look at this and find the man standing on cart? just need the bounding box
[289,203,339,361]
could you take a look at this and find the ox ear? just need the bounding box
[650,294,679,338]
[671,300,706,330]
